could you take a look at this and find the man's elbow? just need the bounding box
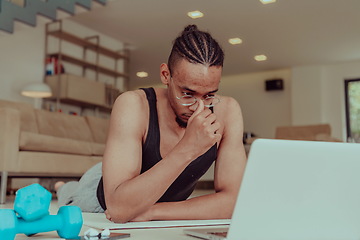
[112,216,131,224]
[217,189,239,219]
[107,206,134,223]
[106,199,139,223]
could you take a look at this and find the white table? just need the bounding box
[15,214,230,240]
[15,225,226,240]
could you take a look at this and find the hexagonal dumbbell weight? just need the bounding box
[14,183,52,221]
[0,205,83,240]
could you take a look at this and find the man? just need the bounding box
[56,25,247,223]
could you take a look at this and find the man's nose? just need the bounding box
[188,99,202,112]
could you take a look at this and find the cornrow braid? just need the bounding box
[168,25,224,75]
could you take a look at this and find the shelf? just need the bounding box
[44,20,128,113]
[48,53,129,78]
[45,74,116,111]
[47,30,129,60]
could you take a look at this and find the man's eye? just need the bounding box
[205,95,215,99]
[182,92,193,97]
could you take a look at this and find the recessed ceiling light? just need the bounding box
[228,38,243,45]
[254,55,267,61]
[187,10,204,19]
[260,0,276,4]
[136,71,148,78]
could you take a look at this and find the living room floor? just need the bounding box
[0,188,215,239]
[0,189,214,213]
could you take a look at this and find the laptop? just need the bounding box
[185,139,360,240]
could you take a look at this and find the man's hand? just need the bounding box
[181,100,221,158]
[105,210,112,222]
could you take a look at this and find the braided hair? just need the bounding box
[168,25,224,75]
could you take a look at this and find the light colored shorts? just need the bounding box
[56,162,104,213]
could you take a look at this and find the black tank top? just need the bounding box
[97,88,217,210]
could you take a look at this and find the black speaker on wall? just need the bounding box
[265,78,284,91]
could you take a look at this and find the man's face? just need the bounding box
[167,59,222,128]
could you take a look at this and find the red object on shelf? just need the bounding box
[45,57,65,75]
[45,57,53,75]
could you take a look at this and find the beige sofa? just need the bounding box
[0,99,109,204]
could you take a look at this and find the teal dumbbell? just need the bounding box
[0,205,83,240]
[14,183,52,221]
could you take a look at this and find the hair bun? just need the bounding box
[183,25,198,33]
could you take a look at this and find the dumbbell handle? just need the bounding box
[17,206,82,239]
[17,214,64,236]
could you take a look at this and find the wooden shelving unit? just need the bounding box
[44,20,129,112]
[47,30,129,60]
[48,53,128,78]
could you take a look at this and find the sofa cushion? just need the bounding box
[91,142,106,156]
[17,151,101,175]
[19,131,93,156]
[85,116,109,144]
[35,109,94,142]
[0,100,38,133]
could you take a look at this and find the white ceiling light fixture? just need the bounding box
[260,0,277,4]
[187,10,204,19]
[228,38,243,45]
[254,55,268,61]
[136,71,149,78]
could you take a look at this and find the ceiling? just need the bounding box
[69,0,360,89]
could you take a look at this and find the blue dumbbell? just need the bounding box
[0,205,83,240]
[14,183,52,221]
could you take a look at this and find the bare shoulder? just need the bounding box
[113,89,147,109]
[111,90,149,118]
[220,95,241,108]
[109,89,149,136]
[214,95,244,139]
[215,95,242,119]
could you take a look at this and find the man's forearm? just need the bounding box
[105,147,196,223]
[143,191,237,221]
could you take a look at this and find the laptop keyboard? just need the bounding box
[208,231,228,237]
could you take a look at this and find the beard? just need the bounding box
[175,116,188,128]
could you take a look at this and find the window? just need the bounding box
[344,78,360,142]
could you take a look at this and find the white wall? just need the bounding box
[291,66,324,124]
[219,69,292,139]
[0,26,44,105]
[292,60,360,141]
